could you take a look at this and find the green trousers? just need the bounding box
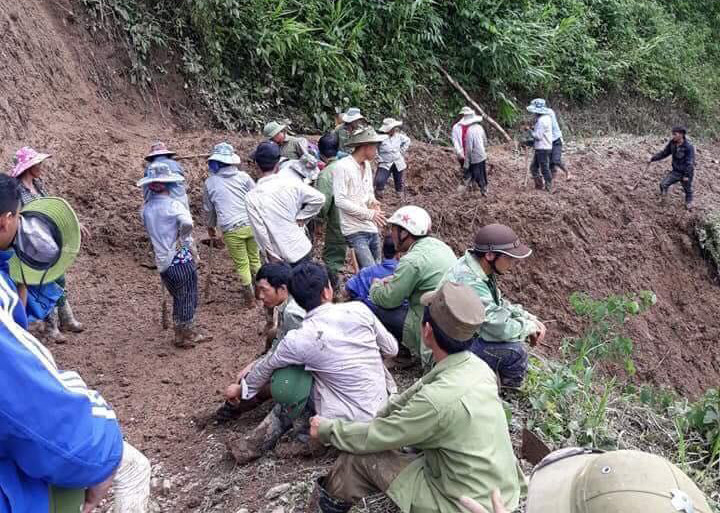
[323,228,347,287]
[49,486,84,512]
[223,225,261,286]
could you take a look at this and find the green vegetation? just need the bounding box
[80,0,720,130]
[518,291,719,508]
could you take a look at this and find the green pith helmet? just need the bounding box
[270,365,313,419]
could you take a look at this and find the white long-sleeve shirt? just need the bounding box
[377,132,411,171]
[141,195,194,273]
[243,301,398,421]
[532,114,553,150]
[202,166,255,233]
[463,123,487,168]
[245,174,325,264]
[452,122,464,159]
[332,156,378,236]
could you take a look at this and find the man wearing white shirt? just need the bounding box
[332,127,388,269]
[528,98,572,180]
[527,101,554,192]
[246,142,325,266]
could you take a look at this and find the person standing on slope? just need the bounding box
[526,100,554,192]
[651,126,695,211]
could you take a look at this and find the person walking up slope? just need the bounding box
[203,143,260,306]
[651,126,696,210]
[375,118,411,199]
[139,162,211,348]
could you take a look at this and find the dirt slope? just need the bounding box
[3,1,720,511]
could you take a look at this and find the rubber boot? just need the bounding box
[533,177,544,190]
[45,308,67,344]
[240,284,255,308]
[174,325,196,349]
[544,181,553,193]
[185,323,212,345]
[58,301,84,333]
[226,404,293,465]
[307,477,352,513]
[686,201,694,211]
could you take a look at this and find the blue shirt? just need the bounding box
[0,249,28,329]
[0,282,123,512]
[346,259,399,307]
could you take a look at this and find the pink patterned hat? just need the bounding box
[10,147,52,178]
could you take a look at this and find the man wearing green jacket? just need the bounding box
[308,281,523,513]
[370,206,456,368]
[441,223,546,388]
[316,132,347,291]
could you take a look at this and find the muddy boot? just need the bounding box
[307,477,352,513]
[226,404,293,465]
[240,284,255,308]
[545,181,553,193]
[45,309,67,344]
[185,323,212,345]
[533,177,544,190]
[58,301,84,333]
[686,201,694,211]
[174,325,196,349]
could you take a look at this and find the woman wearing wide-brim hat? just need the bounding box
[9,147,88,342]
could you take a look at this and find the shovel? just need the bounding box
[628,162,651,191]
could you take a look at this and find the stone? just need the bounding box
[265,483,291,500]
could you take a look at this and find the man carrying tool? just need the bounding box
[335,107,368,155]
[139,162,211,348]
[651,126,696,210]
[225,263,398,464]
[441,223,545,388]
[246,141,325,267]
[333,126,388,269]
[526,100,554,192]
[203,142,260,307]
[316,132,347,291]
[308,281,522,513]
[370,206,456,368]
[263,121,309,160]
[217,262,305,421]
[460,449,712,513]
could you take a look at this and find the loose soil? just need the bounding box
[3,1,720,511]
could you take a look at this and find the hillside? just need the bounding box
[1,0,720,511]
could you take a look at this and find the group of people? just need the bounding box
[0,148,152,512]
[0,99,706,513]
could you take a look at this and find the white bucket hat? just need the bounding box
[136,162,185,187]
[378,118,403,133]
[342,107,366,124]
[208,142,241,165]
[527,98,551,115]
[459,106,475,116]
[459,113,484,126]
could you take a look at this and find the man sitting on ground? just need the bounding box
[441,223,545,388]
[308,282,522,513]
[345,235,407,341]
[370,206,456,368]
[225,263,398,464]
[218,262,305,421]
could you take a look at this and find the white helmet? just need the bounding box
[387,206,432,237]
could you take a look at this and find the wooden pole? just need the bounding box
[435,64,512,144]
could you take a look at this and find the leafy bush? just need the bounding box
[79,0,720,129]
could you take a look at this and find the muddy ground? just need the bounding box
[3,0,720,511]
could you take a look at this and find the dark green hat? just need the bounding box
[271,365,313,419]
[10,197,81,285]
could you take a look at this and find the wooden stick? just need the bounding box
[435,64,512,143]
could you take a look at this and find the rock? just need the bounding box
[160,478,172,496]
[264,483,291,500]
[235,509,249,513]
[270,507,285,513]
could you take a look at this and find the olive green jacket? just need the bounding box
[279,135,308,160]
[441,251,538,342]
[315,159,345,243]
[370,237,456,359]
[318,351,522,513]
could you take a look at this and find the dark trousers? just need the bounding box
[465,161,488,191]
[367,302,409,342]
[469,338,529,388]
[374,164,404,193]
[551,139,567,174]
[290,252,312,268]
[160,261,198,327]
[531,149,552,187]
[660,169,694,204]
